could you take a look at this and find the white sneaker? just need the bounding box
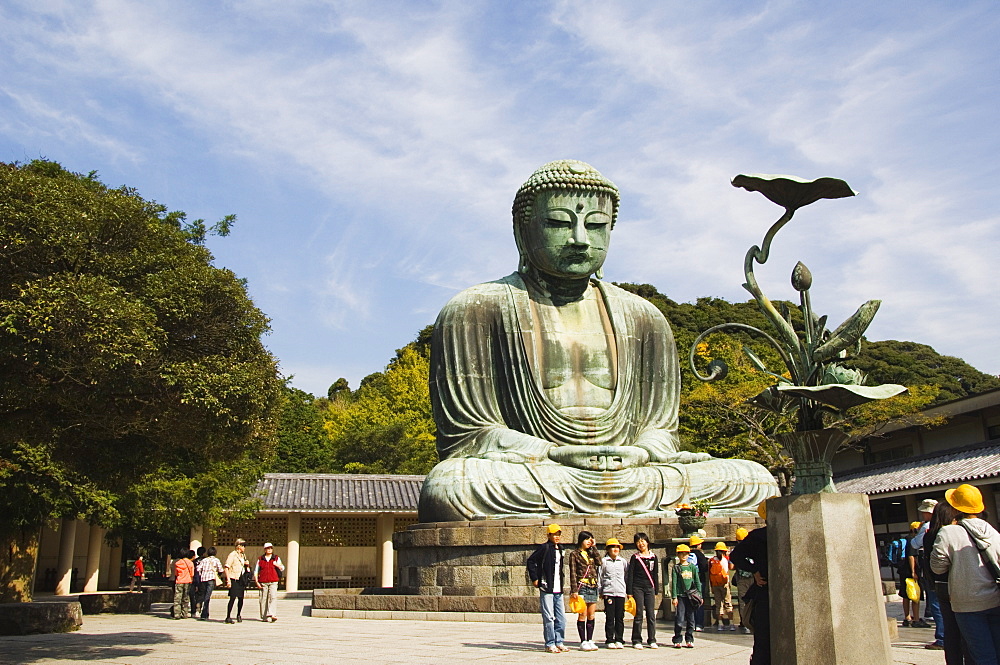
[616,642,625,649]
[632,642,644,649]
[580,642,589,651]
[729,625,737,631]
[716,625,724,632]
[647,642,658,649]
[588,641,600,651]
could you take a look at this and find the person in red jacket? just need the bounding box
[130,556,145,592]
[254,542,285,622]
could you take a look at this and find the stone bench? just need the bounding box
[313,589,536,614]
[78,592,151,614]
[0,601,82,635]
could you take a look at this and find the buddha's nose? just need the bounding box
[570,220,590,247]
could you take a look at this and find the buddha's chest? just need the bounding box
[527,291,617,411]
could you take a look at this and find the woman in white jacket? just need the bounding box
[931,484,1000,665]
[599,538,629,649]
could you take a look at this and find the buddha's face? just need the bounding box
[522,190,612,279]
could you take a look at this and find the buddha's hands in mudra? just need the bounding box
[547,445,650,471]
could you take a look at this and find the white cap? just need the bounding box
[917,499,938,513]
[263,542,274,548]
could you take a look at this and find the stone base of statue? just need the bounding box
[769,493,892,664]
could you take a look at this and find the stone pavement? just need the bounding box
[0,598,948,664]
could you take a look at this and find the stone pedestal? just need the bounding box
[769,493,892,665]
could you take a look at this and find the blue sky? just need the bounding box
[3,1,998,397]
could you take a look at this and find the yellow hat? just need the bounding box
[676,543,691,553]
[547,523,562,534]
[605,538,623,548]
[689,535,704,546]
[909,521,921,531]
[946,484,985,514]
[735,528,749,541]
[757,500,768,520]
[714,542,728,551]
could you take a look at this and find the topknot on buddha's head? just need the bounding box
[512,160,620,229]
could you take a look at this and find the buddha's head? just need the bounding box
[512,160,620,280]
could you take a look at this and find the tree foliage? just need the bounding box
[0,160,281,549]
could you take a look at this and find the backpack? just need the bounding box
[885,537,906,565]
[709,556,729,587]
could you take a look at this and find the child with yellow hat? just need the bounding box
[599,538,628,649]
[671,543,701,649]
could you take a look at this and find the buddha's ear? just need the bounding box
[595,267,604,280]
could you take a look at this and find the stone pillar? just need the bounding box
[286,512,301,592]
[189,525,204,553]
[769,493,892,665]
[83,525,105,593]
[102,537,122,591]
[54,518,77,596]
[376,513,395,588]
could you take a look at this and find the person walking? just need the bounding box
[731,500,770,665]
[172,549,196,619]
[924,500,977,664]
[527,524,569,653]
[931,484,1000,665]
[255,542,284,622]
[196,546,224,620]
[733,528,754,634]
[626,532,659,649]
[671,543,700,649]
[710,542,735,630]
[688,535,710,631]
[568,531,601,651]
[599,538,628,649]
[224,538,251,624]
[129,555,144,592]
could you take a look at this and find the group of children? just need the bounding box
[567,530,743,651]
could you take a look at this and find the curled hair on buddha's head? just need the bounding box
[512,160,620,230]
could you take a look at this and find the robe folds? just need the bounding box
[418,273,777,522]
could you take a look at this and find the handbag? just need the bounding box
[568,559,593,613]
[905,577,921,602]
[623,596,636,616]
[686,587,704,608]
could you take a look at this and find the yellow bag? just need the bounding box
[905,577,921,602]
[568,595,587,614]
[624,596,636,617]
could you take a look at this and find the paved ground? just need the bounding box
[0,598,948,664]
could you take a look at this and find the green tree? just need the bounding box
[322,328,437,474]
[0,160,281,600]
[272,385,332,473]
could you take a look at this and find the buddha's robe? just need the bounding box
[417,273,777,522]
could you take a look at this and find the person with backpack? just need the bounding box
[599,538,628,649]
[688,535,710,631]
[931,484,1000,665]
[190,546,206,618]
[709,542,734,631]
[733,528,755,634]
[626,532,659,649]
[924,500,977,664]
[671,543,701,649]
[254,542,284,622]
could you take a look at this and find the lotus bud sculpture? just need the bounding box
[689,174,906,494]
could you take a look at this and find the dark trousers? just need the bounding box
[190,580,202,615]
[750,591,770,665]
[940,591,977,665]
[200,580,216,618]
[603,596,625,644]
[674,596,696,644]
[631,585,657,644]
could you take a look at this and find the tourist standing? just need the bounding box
[599,538,628,649]
[671,543,700,648]
[688,535,710,631]
[731,500,770,665]
[924,500,976,664]
[931,484,1000,665]
[129,555,144,592]
[190,546,206,617]
[527,524,569,653]
[197,546,224,620]
[913,498,945,646]
[733,528,754,634]
[626,532,659,648]
[710,542,735,630]
[224,538,251,624]
[568,531,601,651]
[172,549,196,619]
[899,522,923,627]
[255,542,284,622]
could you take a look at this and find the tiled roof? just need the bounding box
[834,441,1000,495]
[256,473,423,512]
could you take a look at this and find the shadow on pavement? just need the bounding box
[0,631,174,663]
[461,640,545,652]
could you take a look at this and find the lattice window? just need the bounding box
[214,516,288,548]
[394,516,418,532]
[301,516,376,547]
